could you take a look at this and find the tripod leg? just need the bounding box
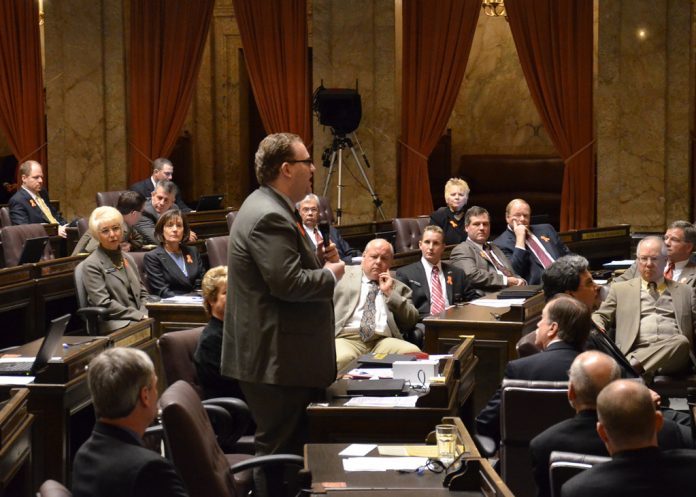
[346,141,387,220]
[321,151,337,198]
[336,149,344,225]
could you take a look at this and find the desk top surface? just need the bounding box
[424,291,545,325]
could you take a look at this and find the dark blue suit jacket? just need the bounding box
[395,261,478,318]
[129,178,191,212]
[493,224,570,285]
[476,341,580,443]
[8,188,66,225]
[72,422,188,497]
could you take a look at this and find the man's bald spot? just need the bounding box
[364,238,394,257]
[597,380,657,445]
[569,351,621,406]
[506,198,531,216]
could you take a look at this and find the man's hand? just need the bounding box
[513,221,527,248]
[120,241,132,252]
[188,229,198,242]
[58,224,67,238]
[318,241,340,264]
[649,388,661,408]
[378,271,394,297]
[324,260,345,281]
[508,276,526,287]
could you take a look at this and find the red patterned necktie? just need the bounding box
[526,235,554,269]
[665,262,675,280]
[430,266,445,315]
[314,227,323,246]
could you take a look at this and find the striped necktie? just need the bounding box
[430,265,445,315]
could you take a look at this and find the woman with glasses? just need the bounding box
[143,209,205,298]
[81,206,149,333]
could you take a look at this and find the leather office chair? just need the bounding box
[127,250,151,293]
[416,215,430,233]
[37,479,72,497]
[1,224,54,267]
[73,260,109,335]
[159,380,303,497]
[651,372,696,399]
[75,217,89,239]
[318,196,334,225]
[548,451,610,497]
[226,211,238,231]
[0,206,11,228]
[205,236,229,268]
[499,379,574,497]
[96,190,127,207]
[392,217,423,253]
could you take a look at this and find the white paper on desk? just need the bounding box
[603,259,634,268]
[339,444,376,457]
[346,368,393,379]
[160,295,204,304]
[471,298,524,307]
[0,376,34,385]
[344,396,419,407]
[0,357,35,363]
[342,456,427,472]
[428,354,452,362]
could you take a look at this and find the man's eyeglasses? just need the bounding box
[287,158,313,166]
[637,256,665,264]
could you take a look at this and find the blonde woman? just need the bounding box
[429,178,470,245]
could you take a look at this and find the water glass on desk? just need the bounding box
[436,424,456,465]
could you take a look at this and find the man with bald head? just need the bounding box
[562,380,696,497]
[333,238,420,370]
[592,236,696,377]
[9,160,69,237]
[531,352,691,497]
[493,198,570,284]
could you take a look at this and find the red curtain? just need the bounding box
[399,0,480,217]
[128,0,214,183]
[506,0,594,230]
[0,0,47,176]
[232,0,311,144]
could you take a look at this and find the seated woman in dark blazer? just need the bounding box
[81,206,149,333]
[429,177,470,245]
[143,210,205,298]
[193,266,245,400]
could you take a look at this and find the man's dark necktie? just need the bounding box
[526,235,554,268]
[484,243,513,277]
[359,281,379,342]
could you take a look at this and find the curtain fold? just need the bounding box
[232,0,311,145]
[399,0,480,217]
[128,0,214,184]
[506,0,594,230]
[0,0,47,176]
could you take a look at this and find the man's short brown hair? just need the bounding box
[254,133,302,185]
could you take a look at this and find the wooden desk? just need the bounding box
[0,319,156,489]
[187,208,234,239]
[0,388,33,497]
[308,340,477,443]
[423,293,545,414]
[146,300,207,337]
[305,417,513,496]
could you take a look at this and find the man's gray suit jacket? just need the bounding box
[81,247,149,333]
[222,186,336,389]
[449,239,518,290]
[333,265,419,339]
[592,278,696,355]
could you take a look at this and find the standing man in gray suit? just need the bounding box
[450,206,526,291]
[222,133,345,496]
[613,220,696,286]
[593,236,696,377]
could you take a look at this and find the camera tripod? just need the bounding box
[320,132,386,225]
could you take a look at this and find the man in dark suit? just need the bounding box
[531,351,692,497]
[8,160,69,237]
[134,180,197,245]
[72,347,188,497]
[562,379,696,497]
[450,206,526,291]
[297,193,361,264]
[613,220,696,286]
[396,225,478,318]
[476,294,590,443]
[129,157,191,212]
[493,198,570,284]
[222,133,345,496]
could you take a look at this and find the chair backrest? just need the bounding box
[76,217,89,239]
[160,380,236,497]
[0,206,11,228]
[549,451,610,497]
[318,196,334,225]
[500,379,575,497]
[0,224,53,267]
[126,250,150,292]
[74,261,89,309]
[158,327,205,395]
[38,479,72,497]
[205,236,229,268]
[391,217,423,253]
[226,211,238,231]
[96,190,127,207]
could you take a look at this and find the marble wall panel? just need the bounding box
[312,0,397,224]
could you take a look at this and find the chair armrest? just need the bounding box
[203,397,252,448]
[473,433,497,458]
[403,323,425,348]
[76,307,110,336]
[229,454,304,475]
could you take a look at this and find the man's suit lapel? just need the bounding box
[442,262,454,303]
[21,188,46,223]
[261,186,316,262]
[666,280,688,336]
[677,262,696,286]
[414,262,430,301]
[620,279,641,353]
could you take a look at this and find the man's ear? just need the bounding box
[654,410,664,433]
[568,382,577,403]
[597,421,609,444]
[547,321,559,339]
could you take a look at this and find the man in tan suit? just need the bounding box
[592,236,696,376]
[334,238,420,370]
[450,206,525,291]
[614,220,696,287]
